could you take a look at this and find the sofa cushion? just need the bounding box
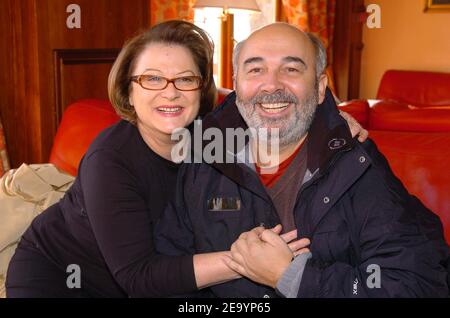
[377,70,450,107]
[369,101,450,132]
[370,131,450,244]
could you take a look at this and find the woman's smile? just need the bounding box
[155,105,185,117]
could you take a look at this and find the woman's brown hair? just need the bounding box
[108,20,217,123]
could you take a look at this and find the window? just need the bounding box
[194,0,276,87]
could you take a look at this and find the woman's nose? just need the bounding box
[160,82,181,100]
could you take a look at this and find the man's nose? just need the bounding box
[260,72,284,94]
[161,82,181,100]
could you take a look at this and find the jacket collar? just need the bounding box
[306,88,355,174]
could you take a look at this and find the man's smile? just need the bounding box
[257,102,292,114]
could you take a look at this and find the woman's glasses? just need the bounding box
[130,74,202,91]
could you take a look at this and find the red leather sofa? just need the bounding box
[338,70,450,244]
[339,70,450,132]
[49,83,450,244]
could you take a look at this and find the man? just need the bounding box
[155,23,449,297]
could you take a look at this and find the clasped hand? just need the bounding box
[227,224,310,288]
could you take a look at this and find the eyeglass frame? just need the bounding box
[130,74,203,91]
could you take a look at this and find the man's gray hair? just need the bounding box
[306,32,327,78]
[232,31,327,80]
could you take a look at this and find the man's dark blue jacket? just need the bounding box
[155,89,449,297]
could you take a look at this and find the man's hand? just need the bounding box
[273,225,311,257]
[227,225,310,288]
[339,110,368,142]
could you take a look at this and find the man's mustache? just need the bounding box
[247,91,299,105]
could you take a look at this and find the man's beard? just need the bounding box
[235,82,319,149]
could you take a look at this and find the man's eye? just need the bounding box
[286,67,299,73]
[248,68,262,74]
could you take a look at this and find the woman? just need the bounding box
[6,20,365,297]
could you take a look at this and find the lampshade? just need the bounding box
[193,0,260,12]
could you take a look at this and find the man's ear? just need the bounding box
[317,73,328,104]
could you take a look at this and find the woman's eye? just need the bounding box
[179,77,194,83]
[144,76,162,82]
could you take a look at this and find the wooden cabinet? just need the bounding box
[0,0,151,167]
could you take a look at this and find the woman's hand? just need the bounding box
[339,110,368,142]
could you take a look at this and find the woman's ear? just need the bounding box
[317,73,328,104]
[128,82,134,106]
[128,94,133,107]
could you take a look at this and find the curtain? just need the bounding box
[281,0,336,94]
[0,117,10,176]
[150,0,196,25]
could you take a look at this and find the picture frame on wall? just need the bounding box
[424,0,450,12]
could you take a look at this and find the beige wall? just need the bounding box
[360,0,450,99]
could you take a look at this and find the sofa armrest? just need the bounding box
[49,99,120,176]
